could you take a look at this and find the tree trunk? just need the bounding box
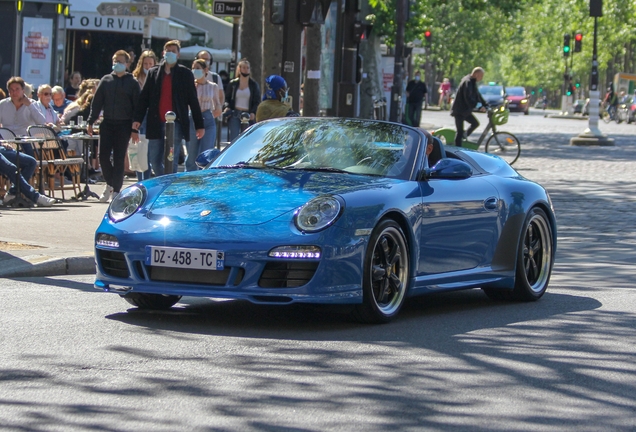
[262,0,283,90]
[303,24,322,117]
[359,34,384,119]
[240,0,263,87]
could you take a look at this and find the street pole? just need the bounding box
[337,0,360,118]
[281,0,302,114]
[571,0,613,146]
[230,17,240,78]
[142,17,152,50]
[389,0,406,122]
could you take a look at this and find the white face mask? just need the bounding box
[164,51,178,65]
[112,62,126,73]
[415,75,421,82]
[143,68,149,75]
[192,69,205,80]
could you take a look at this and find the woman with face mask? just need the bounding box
[223,58,261,140]
[185,59,221,171]
[86,49,140,203]
[131,50,158,180]
[255,75,299,122]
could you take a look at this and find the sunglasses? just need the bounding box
[41,92,51,96]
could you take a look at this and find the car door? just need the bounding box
[417,174,501,276]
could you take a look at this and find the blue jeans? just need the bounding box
[186,110,216,171]
[0,147,39,202]
[148,122,184,176]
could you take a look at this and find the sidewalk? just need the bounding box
[0,180,126,278]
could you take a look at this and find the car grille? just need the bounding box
[148,266,241,286]
[258,261,319,288]
[98,250,130,278]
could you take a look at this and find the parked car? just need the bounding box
[479,83,507,108]
[573,99,586,114]
[506,86,530,115]
[94,117,556,323]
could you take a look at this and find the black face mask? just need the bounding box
[240,72,250,78]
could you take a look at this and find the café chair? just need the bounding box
[27,125,84,200]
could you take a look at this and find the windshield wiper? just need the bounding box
[293,166,349,174]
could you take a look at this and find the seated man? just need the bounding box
[51,86,71,115]
[0,142,55,207]
[0,76,47,157]
[34,84,61,131]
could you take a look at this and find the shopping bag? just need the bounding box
[128,135,149,172]
[128,140,140,172]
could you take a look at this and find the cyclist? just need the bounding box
[604,82,618,119]
[451,67,488,147]
[439,78,451,109]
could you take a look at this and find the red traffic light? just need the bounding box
[575,33,582,41]
[424,30,431,38]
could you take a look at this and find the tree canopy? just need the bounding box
[370,0,636,95]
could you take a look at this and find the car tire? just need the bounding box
[353,219,410,324]
[483,207,554,302]
[123,293,182,310]
[512,207,554,301]
[524,109,529,116]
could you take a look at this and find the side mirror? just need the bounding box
[424,158,473,180]
[195,148,221,169]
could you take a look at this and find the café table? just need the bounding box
[67,132,100,200]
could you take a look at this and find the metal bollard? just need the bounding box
[164,111,176,175]
[239,112,251,133]
[215,117,222,149]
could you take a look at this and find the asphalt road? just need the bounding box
[1,111,635,431]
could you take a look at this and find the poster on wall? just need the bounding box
[319,1,337,111]
[20,17,53,88]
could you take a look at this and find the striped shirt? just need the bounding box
[196,80,220,113]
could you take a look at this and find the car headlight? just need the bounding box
[109,185,146,222]
[295,196,343,233]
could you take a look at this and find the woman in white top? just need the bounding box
[223,58,260,141]
[186,59,221,171]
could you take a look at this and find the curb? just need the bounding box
[546,114,589,120]
[0,255,96,278]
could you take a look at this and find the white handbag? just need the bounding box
[128,134,149,172]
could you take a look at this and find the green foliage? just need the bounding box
[370,0,636,95]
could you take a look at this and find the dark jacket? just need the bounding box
[89,72,139,124]
[451,74,488,117]
[225,77,261,115]
[406,79,427,103]
[133,62,204,141]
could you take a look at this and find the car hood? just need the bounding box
[146,168,394,225]
[506,96,526,101]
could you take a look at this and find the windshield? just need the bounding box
[506,87,526,96]
[211,118,421,179]
[479,85,504,96]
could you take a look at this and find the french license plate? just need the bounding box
[146,246,224,270]
[508,103,517,108]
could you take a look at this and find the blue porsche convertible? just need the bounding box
[94,117,556,323]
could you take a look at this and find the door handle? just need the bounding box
[484,197,498,211]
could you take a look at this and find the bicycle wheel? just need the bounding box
[601,108,611,123]
[485,131,520,165]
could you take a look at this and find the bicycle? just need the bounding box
[432,106,521,166]
[601,102,620,124]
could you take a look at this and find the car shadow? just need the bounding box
[105,289,601,343]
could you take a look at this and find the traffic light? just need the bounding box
[563,34,571,57]
[424,30,432,45]
[574,32,583,52]
[575,82,580,88]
